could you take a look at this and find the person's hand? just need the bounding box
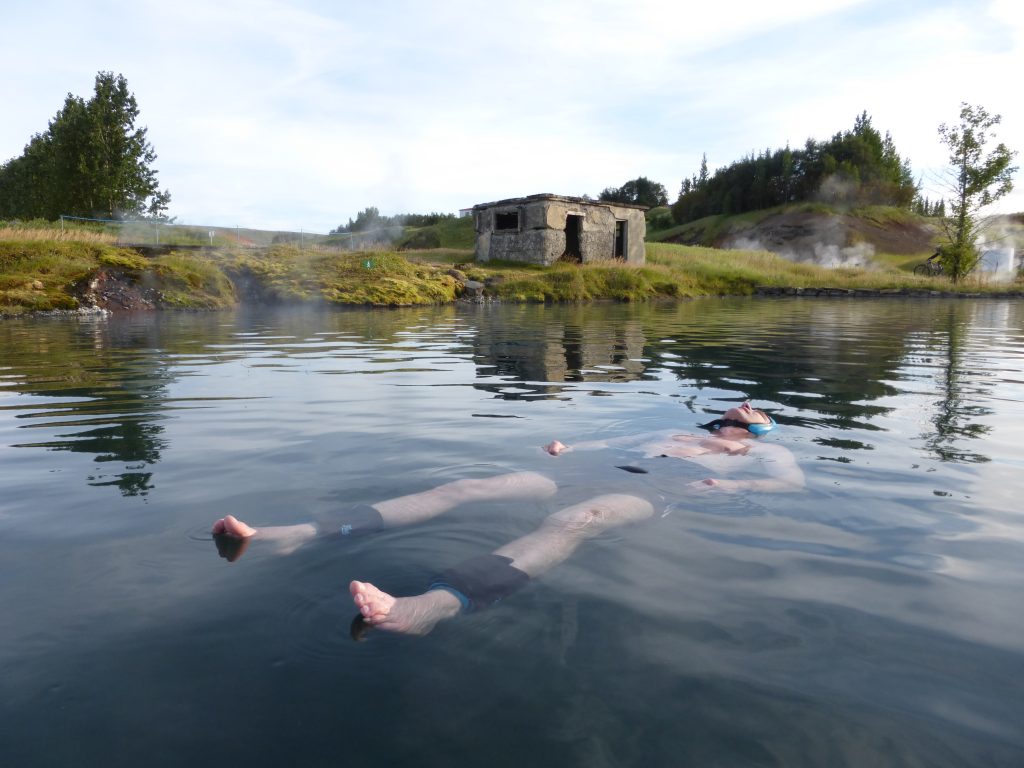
[543,440,569,456]
[686,478,741,493]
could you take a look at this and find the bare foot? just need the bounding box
[212,514,256,562]
[211,515,316,561]
[349,580,462,636]
[212,514,257,538]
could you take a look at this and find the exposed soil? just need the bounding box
[668,210,940,264]
[844,214,940,255]
[72,269,161,311]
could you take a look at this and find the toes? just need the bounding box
[350,580,372,601]
[349,581,395,623]
[360,599,388,622]
[222,515,256,537]
[212,518,226,534]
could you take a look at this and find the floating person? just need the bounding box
[212,402,804,636]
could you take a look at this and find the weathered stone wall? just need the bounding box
[474,195,646,266]
[485,228,562,264]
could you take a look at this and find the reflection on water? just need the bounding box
[1,318,178,494]
[918,303,996,463]
[2,299,1024,767]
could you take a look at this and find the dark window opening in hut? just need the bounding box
[614,220,626,259]
[495,211,519,231]
[562,214,583,262]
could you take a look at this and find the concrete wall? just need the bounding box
[474,196,645,266]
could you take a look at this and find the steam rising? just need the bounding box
[724,215,876,268]
[975,217,1021,282]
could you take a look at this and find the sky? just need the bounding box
[2,0,1022,233]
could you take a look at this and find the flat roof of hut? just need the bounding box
[472,194,646,265]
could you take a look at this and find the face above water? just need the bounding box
[722,401,771,426]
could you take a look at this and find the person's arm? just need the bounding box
[689,444,805,493]
[543,431,669,456]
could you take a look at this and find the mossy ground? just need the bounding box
[221,247,461,306]
[0,241,237,314]
[3,219,1022,316]
[1,240,112,313]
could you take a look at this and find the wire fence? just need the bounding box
[56,215,404,251]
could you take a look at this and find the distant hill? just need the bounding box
[650,205,933,269]
[649,205,1024,272]
[396,215,475,250]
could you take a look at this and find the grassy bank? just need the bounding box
[455,243,1021,301]
[0,240,237,314]
[222,247,462,305]
[2,234,1021,317]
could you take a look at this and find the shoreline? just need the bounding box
[6,287,1024,321]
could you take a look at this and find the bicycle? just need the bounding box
[914,254,943,277]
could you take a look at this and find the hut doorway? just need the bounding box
[561,214,583,263]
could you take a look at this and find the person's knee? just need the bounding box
[546,493,653,531]
[515,471,558,496]
[597,493,655,522]
[452,471,558,502]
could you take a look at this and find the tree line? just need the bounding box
[595,114,923,222]
[330,207,457,234]
[601,106,1015,284]
[670,112,917,224]
[598,177,668,209]
[0,72,170,221]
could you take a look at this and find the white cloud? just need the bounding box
[1,0,1021,229]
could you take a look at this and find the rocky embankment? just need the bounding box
[755,286,1024,298]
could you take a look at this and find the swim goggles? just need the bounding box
[698,415,776,435]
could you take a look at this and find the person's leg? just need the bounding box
[350,493,654,635]
[212,471,558,559]
[371,471,558,527]
[212,515,315,561]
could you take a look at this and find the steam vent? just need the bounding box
[472,194,646,265]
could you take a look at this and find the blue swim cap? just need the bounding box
[698,414,777,435]
[746,416,776,435]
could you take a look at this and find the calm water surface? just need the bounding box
[1,299,1023,767]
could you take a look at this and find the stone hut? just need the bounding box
[473,194,646,265]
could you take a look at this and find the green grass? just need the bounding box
[647,242,1016,293]
[221,246,461,306]
[397,216,475,251]
[0,240,238,313]
[850,205,920,227]
[1,219,118,244]
[649,203,857,245]
[3,227,1022,317]
[0,240,109,313]
[871,250,932,273]
[151,252,237,308]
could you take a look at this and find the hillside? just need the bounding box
[649,205,941,266]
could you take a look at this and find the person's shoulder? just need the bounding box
[750,441,791,455]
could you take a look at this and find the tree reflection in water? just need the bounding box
[920,303,993,464]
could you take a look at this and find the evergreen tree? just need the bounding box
[0,72,169,220]
[598,176,668,208]
[670,113,918,225]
